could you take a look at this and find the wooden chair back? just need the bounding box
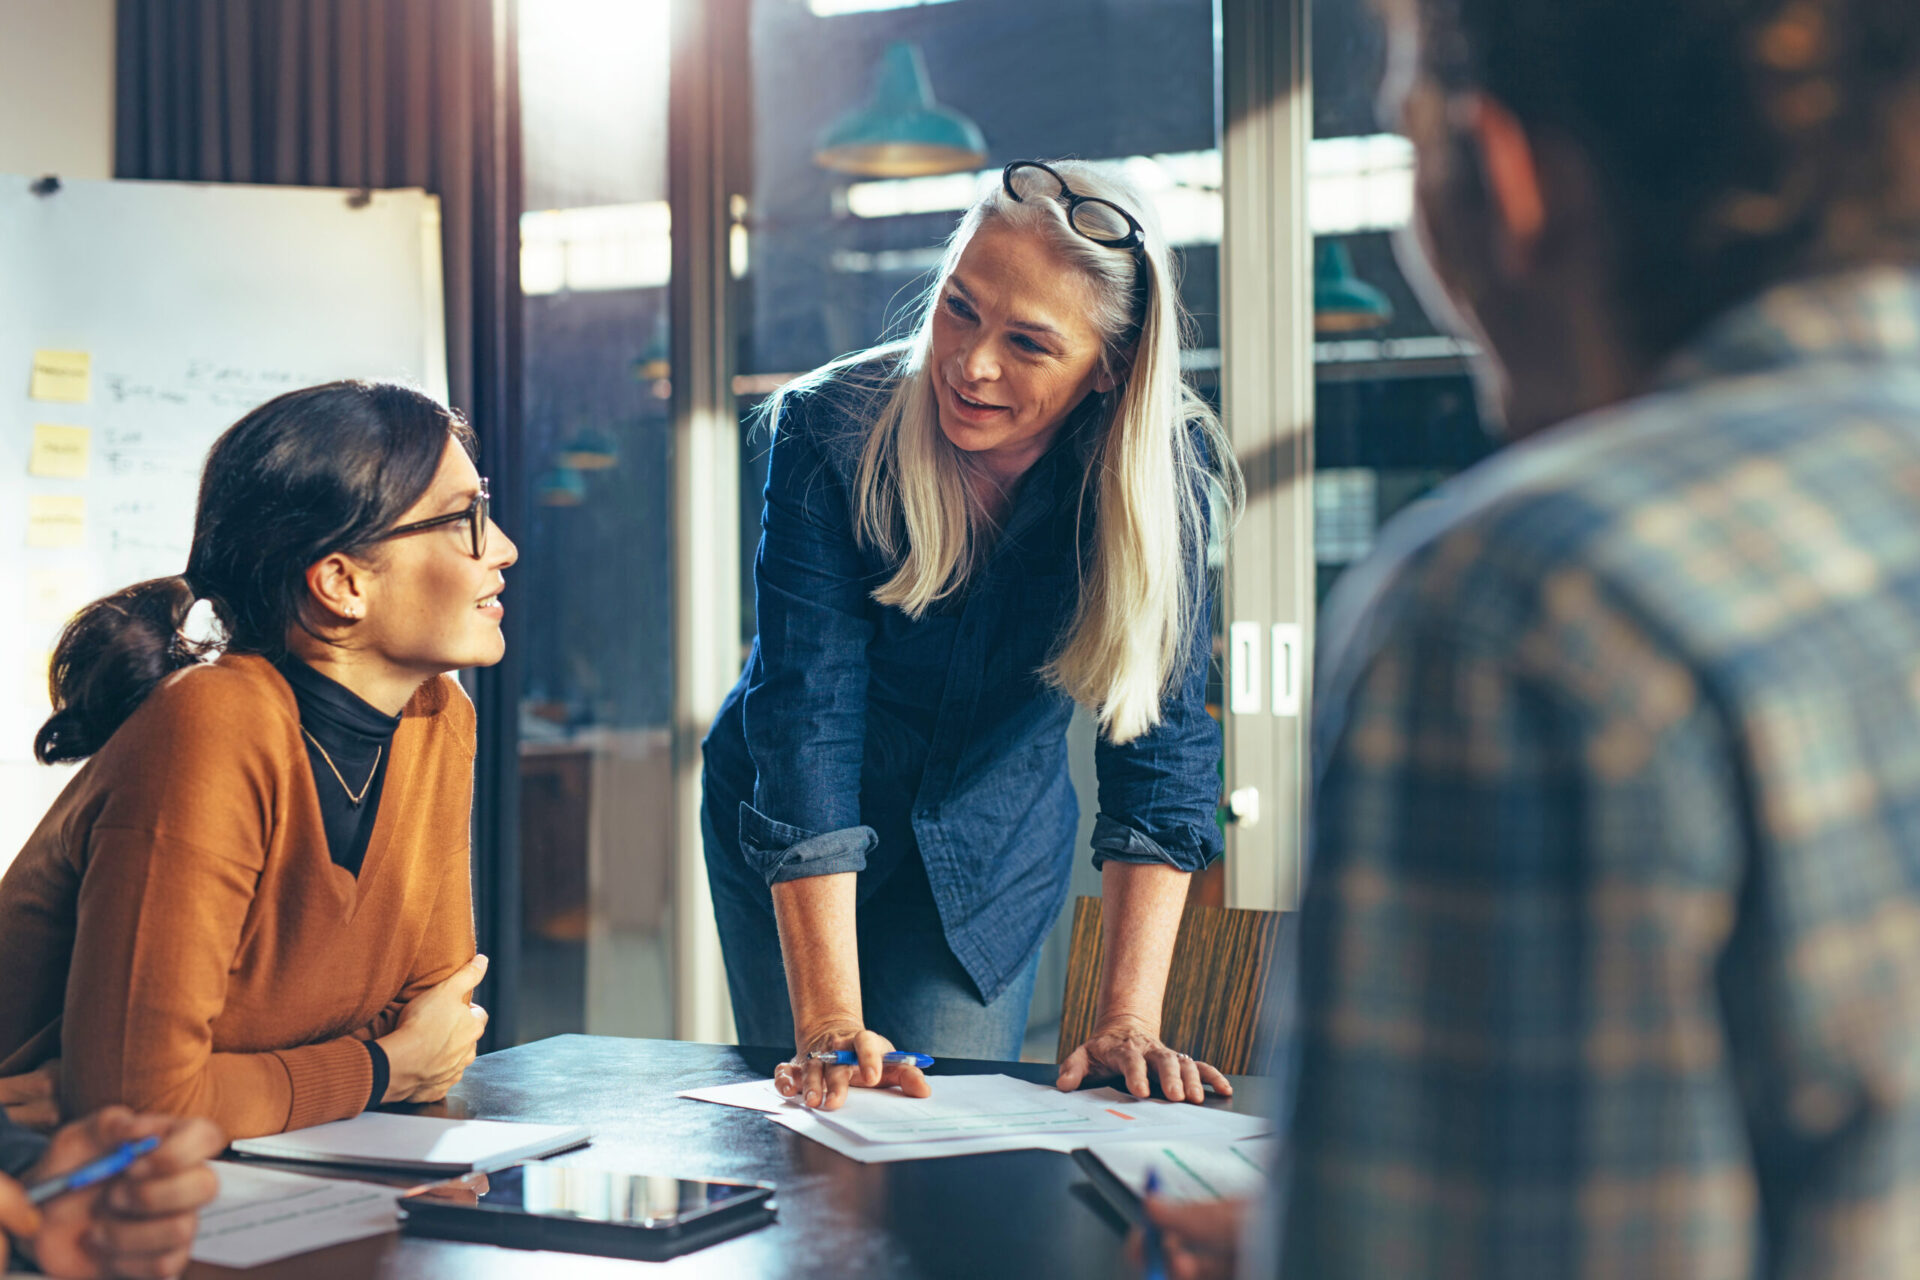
[1055,895,1286,1077]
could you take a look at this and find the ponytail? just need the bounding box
[35,576,214,764]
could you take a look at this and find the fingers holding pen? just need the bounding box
[854,1031,890,1089]
[778,1027,933,1110]
[881,1063,931,1098]
[774,1056,836,1108]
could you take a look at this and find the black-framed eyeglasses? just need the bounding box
[378,476,490,559]
[1002,160,1146,253]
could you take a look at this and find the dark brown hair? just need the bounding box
[1400,0,1920,357]
[34,380,472,764]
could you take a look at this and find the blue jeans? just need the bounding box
[703,798,1043,1061]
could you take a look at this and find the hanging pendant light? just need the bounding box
[1314,239,1395,334]
[815,41,987,178]
[557,428,618,471]
[536,465,588,507]
[631,320,671,384]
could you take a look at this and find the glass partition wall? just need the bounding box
[513,0,677,1042]
[1310,0,1493,606]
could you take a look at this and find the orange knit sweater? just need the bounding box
[0,654,477,1139]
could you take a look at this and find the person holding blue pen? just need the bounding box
[1129,1193,1239,1280]
[0,1104,223,1278]
[702,159,1242,1112]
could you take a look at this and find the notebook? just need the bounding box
[229,1113,591,1174]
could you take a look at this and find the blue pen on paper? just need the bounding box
[25,1135,161,1207]
[807,1050,936,1070]
[1141,1167,1168,1280]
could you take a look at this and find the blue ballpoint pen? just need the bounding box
[25,1135,162,1207]
[807,1050,936,1070]
[1141,1167,1168,1280]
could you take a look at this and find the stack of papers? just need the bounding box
[192,1163,401,1268]
[1081,1136,1277,1204]
[0,1165,405,1273]
[677,1074,1270,1164]
[805,1075,1138,1144]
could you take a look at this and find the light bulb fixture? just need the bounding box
[632,322,671,383]
[556,428,618,471]
[815,42,987,178]
[1314,239,1395,334]
[536,465,588,507]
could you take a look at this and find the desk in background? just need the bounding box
[195,1035,1270,1279]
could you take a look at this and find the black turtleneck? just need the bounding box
[276,656,401,1110]
[277,657,400,877]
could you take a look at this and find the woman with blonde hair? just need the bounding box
[701,159,1243,1109]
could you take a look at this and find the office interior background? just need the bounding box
[0,0,1490,1058]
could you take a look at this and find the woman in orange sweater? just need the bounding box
[0,380,518,1139]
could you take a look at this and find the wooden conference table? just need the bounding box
[192,1035,1270,1280]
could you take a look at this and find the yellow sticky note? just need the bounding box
[29,350,91,403]
[28,424,90,479]
[26,494,85,549]
[27,569,87,625]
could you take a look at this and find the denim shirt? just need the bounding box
[701,365,1224,1003]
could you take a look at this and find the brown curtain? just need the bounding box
[113,0,521,437]
[115,0,527,1042]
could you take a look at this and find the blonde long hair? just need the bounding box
[790,161,1242,744]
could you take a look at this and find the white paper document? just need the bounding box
[1065,1088,1273,1142]
[677,1073,1274,1164]
[190,1163,400,1269]
[229,1113,590,1173]
[807,1075,1138,1145]
[674,1079,789,1113]
[1082,1137,1278,1204]
[767,1107,1079,1163]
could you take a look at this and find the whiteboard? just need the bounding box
[0,177,445,853]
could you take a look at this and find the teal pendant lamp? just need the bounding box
[815,42,987,178]
[556,428,618,471]
[536,465,588,507]
[1314,239,1395,334]
[631,321,671,384]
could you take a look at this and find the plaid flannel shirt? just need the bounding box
[1281,268,1920,1279]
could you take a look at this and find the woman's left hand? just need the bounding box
[0,1059,61,1131]
[1055,1017,1232,1104]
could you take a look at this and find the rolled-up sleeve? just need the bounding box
[738,395,882,886]
[738,803,877,884]
[1091,536,1224,874]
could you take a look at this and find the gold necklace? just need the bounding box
[301,726,382,808]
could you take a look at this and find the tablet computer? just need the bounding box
[400,1163,776,1261]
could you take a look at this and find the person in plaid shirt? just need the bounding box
[1143,0,1920,1276]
